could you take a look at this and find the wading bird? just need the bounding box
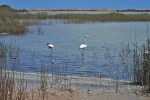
[79,35,89,49]
[79,35,89,58]
[47,42,54,56]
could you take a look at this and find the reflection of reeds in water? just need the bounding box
[37,25,44,35]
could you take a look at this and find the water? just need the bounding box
[0,20,149,79]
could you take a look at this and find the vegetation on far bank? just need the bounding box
[48,13,150,22]
[0,5,27,12]
[0,5,27,34]
[0,4,150,34]
[14,12,150,22]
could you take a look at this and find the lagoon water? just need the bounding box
[0,20,149,79]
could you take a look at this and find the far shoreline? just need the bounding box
[26,9,150,13]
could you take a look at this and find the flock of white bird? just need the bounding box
[47,35,89,64]
[47,35,90,57]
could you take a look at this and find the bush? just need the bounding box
[0,14,27,34]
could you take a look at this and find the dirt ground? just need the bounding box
[22,88,149,100]
[11,72,150,100]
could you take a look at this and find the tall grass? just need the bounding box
[118,39,150,95]
[0,5,27,34]
[17,12,150,22]
[0,13,27,34]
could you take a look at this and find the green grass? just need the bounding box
[48,13,150,22]
[0,14,27,34]
[0,5,27,34]
[16,12,150,23]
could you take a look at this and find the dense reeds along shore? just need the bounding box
[17,12,150,21]
[0,5,27,34]
[47,13,150,22]
[0,14,27,34]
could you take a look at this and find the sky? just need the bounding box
[0,0,150,10]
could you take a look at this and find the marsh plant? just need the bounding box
[141,39,150,92]
[0,41,17,100]
[118,39,150,94]
[0,14,27,34]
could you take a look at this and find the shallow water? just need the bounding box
[0,20,149,80]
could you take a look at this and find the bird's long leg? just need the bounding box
[50,49,53,57]
[81,49,84,59]
[82,50,84,58]
[50,49,52,56]
[49,49,54,86]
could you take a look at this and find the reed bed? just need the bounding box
[47,13,150,22]
[0,5,26,34]
[16,12,150,22]
[0,13,27,34]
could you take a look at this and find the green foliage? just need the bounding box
[0,5,18,12]
[12,12,150,22]
[0,5,27,34]
[0,4,26,12]
[0,14,27,34]
[49,13,150,22]
[18,12,150,22]
[0,42,7,58]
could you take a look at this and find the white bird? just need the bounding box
[79,35,89,49]
[47,42,54,49]
[47,42,54,56]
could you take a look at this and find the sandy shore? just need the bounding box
[24,88,149,100]
[0,33,10,35]
[5,71,150,100]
